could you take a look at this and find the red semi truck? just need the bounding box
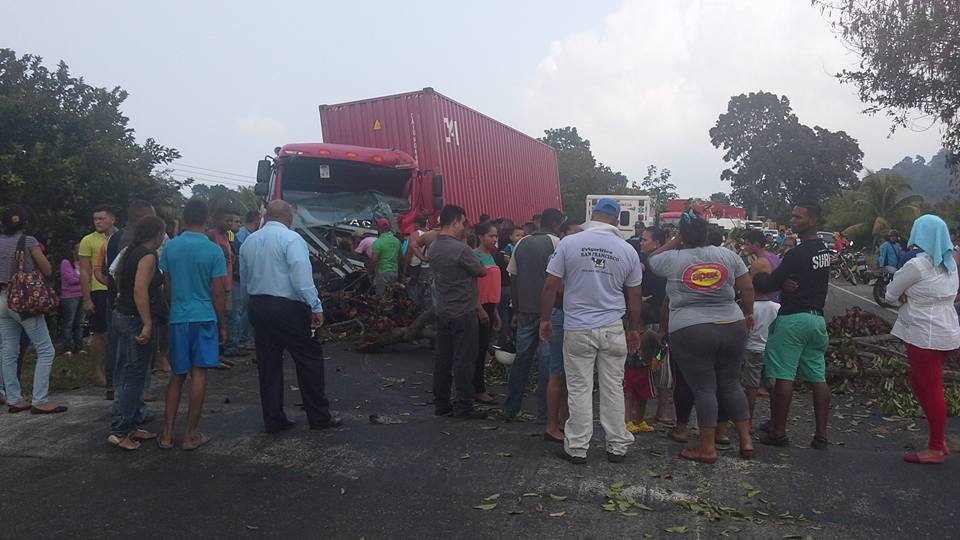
[255,88,561,233]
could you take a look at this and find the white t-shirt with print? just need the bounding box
[745,299,781,352]
[546,221,643,331]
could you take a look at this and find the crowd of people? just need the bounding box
[0,195,957,466]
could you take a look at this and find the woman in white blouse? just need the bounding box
[885,214,960,465]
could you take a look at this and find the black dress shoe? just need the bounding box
[265,420,296,434]
[554,448,586,465]
[606,451,626,463]
[310,417,343,430]
[434,405,453,417]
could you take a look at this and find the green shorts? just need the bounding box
[764,312,828,383]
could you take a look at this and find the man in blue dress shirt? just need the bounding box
[240,200,341,433]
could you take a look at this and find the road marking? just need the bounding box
[828,283,898,314]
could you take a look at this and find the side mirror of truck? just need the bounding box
[432,174,443,197]
[256,159,272,184]
[254,183,269,197]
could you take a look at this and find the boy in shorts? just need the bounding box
[157,200,228,451]
[742,274,780,429]
[624,330,660,433]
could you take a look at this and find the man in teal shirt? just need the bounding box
[157,199,228,451]
[371,218,401,296]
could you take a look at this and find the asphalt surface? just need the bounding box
[1,289,957,539]
[824,278,898,325]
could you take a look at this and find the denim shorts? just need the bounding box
[168,321,220,375]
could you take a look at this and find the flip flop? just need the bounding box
[903,452,945,465]
[810,436,829,450]
[130,429,157,441]
[7,403,31,414]
[739,447,756,460]
[181,432,210,451]
[667,431,688,444]
[679,448,718,464]
[156,438,174,450]
[107,434,141,451]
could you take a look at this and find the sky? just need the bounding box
[1,0,945,199]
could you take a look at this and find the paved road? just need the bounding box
[2,329,957,539]
[824,278,898,325]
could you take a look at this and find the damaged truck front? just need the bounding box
[254,142,433,291]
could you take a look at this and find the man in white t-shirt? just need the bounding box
[540,199,644,464]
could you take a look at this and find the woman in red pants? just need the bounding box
[885,214,960,464]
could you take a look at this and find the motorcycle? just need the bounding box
[873,270,896,308]
[830,248,858,285]
[850,248,873,285]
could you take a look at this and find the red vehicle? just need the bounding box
[255,142,425,232]
[318,87,561,227]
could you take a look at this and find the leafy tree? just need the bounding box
[638,165,677,214]
[710,91,863,220]
[189,184,260,216]
[539,127,631,219]
[826,173,923,246]
[709,192,731,204]
[0,49,185,263]
[816,1,960,168]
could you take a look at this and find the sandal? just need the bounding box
[679,448,718,464]
[739,447,756,460]
[811,436,829,450]
[759,433,791,447]
[156,438,175,450]
[108,434,141,451]
[667,430,688,444]
[182,432,210,451]
[903,452,945,465]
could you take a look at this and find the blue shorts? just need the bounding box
[168,321,221,375]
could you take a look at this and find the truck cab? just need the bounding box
[256,143,441,233]
[254,143,439,289]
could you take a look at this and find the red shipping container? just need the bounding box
[319,88,561,224]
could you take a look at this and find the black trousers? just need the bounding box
[248,295,331,431]
[474,303,496,395]
[434,311,479,414]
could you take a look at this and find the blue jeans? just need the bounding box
[504,312,552,420]
[0,291,56,405]
[110,311,156,436]
[227,285,249,353]
[60,297,85,352]
[104,298,120,387]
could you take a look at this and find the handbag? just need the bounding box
[6,235,59,316]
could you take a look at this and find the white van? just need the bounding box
[585,195,654,239]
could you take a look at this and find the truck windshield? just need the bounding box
[279,155,413,229]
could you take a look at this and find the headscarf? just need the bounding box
[907,214,956,271]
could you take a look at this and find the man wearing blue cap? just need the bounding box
[540,198,644,464]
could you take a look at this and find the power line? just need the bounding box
[171,162,257,180]
[170,173,255,188]
[168,168,256,185]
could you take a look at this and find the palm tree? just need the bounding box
[837,173,923,246]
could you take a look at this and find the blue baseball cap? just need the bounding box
[592,198,621,217]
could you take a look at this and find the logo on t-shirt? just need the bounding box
[682,263,728,291]
[591,256,606,269]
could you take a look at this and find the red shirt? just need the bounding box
[475,250,501,305]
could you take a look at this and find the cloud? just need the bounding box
[515,0,943,200]
[234,114,289,139]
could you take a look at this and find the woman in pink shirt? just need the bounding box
[473,222,502,405]
[60,242,86,356]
